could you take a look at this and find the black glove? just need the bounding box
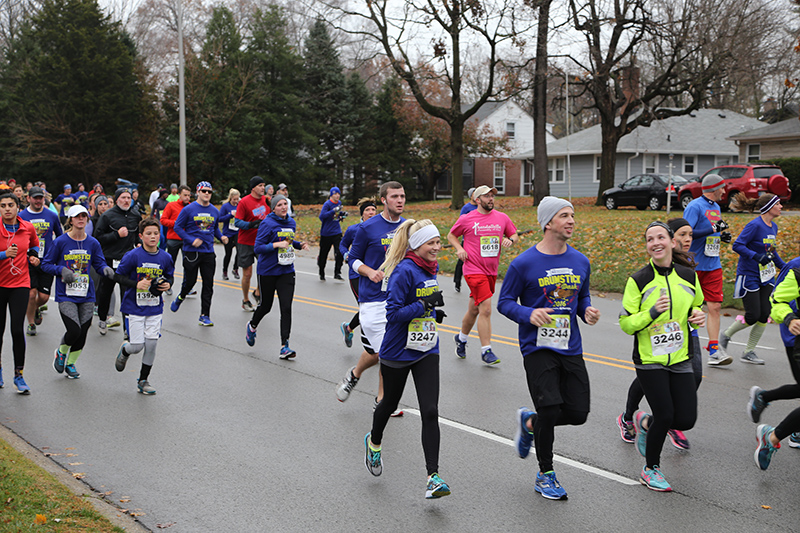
[435,310,447,324]
[421,290,444,310]
[720,231,732,243]
[61,267,76,284]
[248,219,261,229]
[754,253,773,266]
[149,277,167,296]
[712,220,729,232]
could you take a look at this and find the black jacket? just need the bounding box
[93,205,142,262]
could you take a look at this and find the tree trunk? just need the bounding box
[596,120,620,204]
[449,120,464,210]
[531,0,551,206]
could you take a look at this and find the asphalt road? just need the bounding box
[1,247,798,532]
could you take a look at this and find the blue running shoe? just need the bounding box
[53,348,66,374]
[64,364,80,379]
[454,334,466,359]
[535,471,567,500]
[634,411,650,458]
[198,315,214,327]
[340,322,353,348]
[279,343,296,360]
[789,433,800,449]
[170,296,184,313]
[138,380,156,395]
[481,349,500,365]
[245,322,257,346]
[617,413,636,443]
[515,408,535,459]
[640,465,672,492]
[364,433,382,476]
[748,386,769,423]
[13,375,29,394]
[755,424,780,470]
[425,473,451,499]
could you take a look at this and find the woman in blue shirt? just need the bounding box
[219,188,240,281]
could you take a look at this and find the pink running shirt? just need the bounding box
[449,209,517,276]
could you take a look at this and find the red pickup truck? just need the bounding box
[678,164,791,210]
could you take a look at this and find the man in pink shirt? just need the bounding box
[447,185,518,365]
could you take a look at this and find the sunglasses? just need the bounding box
[199,189,212,194]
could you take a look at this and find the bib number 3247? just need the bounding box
[406,317,438,351]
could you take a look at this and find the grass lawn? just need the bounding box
[290,196,798,309]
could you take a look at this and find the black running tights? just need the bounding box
[0,287,28,370]
[373,354,440,476]
[636,369,697,469]
[250,272,295,344]
[761,345,800,403]
[743,287,772,326]
[348,277,359,331]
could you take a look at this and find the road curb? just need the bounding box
[0,423,150,532]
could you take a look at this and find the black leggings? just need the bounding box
[454,259,464,288]
[250,272,295,344]
[0,287,29,370]
[59,301,93,352]
[636,369,697,469]
[222,233,238,272]
[743,286,771,325]
[317,233,343,276]
[96,271,124,322]
[181,251,215,316]
[373,354,440,476]
[348,277,359,331]
[761,345,800,403]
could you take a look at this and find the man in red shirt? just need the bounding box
[160,185,192,266]
[234,176,270,311]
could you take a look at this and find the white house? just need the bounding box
[516,108,765,198]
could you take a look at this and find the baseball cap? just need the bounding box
[28,186,45,198]
[472,185,498,200]
[66,205,89,218]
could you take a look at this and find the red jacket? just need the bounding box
[160,200,187,241]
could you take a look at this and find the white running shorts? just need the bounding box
[359,300,387,354]
[127,314,163,344]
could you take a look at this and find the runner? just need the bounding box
[170,181,228,326]
[318,186,345,281]
[219,188,240,281]
[72,183,89,207]
[244,194,309,358]
[113,217,174,395]
[498,196,599,500]
[619,221,705,491]
[19,186,63,337]
[720,193,785,365]
[616,218,702,450]
[682,174,733,366]
[234,176,269,311]
[336,182,405,413]
[339,197,378,348]
[453,187,477,293]
[41,205,114,379]
[0,193,39,393]
[363,218,450,499]
[166,184,179,203]
[160,185,192,267]
[448,185,518,365]
[276,184,294,218]
[54,184,75,225]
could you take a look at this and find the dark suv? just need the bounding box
[678,164,791,210]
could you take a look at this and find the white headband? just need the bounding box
[408,224,440,250]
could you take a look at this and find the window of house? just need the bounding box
[644,154,658,174]
[493,162,506,194]
[548,158,565,183]
[506,122,516,139]
[683,155,695,175]
[593,155,602,183]
[747,144,761,162]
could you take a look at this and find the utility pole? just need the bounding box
[177,0,187,186]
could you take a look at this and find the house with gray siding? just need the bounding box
[516,109,765,198]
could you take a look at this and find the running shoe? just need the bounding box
[454,334,466,359]
[39,304,47,312]
[336,367,359,402]
[634,411,650,458]
[198,315,214,327]
[719,332,731,351]
[170,296,184,312]
[425,473,451,499]
[252,290,261,306]
[755,424,780,470]
[534,471,567,500]
[788,433,800,448]
[232,269,240,280]
[187,289,197,298]
[26,323,36,336]
[515,408,535,458]
[245,322,257,347]
[667,429,690,450]
[334,274,344,281]
[616,413,636,443]
[372,397,403,417]
[64,364,80,379]
[53,348,66,374]
[748,386,769,423]
[222,271,229,281]
[454,284,460,293]
[340,322,353,348]
[639,466,672,492]
[364,433,382,476]
[707,343,732,366]
[115,343,129,372]
[481,349,500,365]
[13,375,30,394]
[98,320,107,335]
[106,317,121,328]
[34,307,42,325]
[741,351,765,365]
[279,343,296,360]
[242,300,254,312]
[138,380,156,395]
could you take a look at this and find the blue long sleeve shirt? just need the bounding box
[174,201,223,253]
[319,199,343,237]
[116,246,175,316]
[219,202,239,238]
[348,213,405,303]
[254,213,302,276]
[340,222,361,280]
[732,215,785,288]
[497,244,592,357]
[40,234,109,304]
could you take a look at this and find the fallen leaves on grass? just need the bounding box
[34,514,46,525]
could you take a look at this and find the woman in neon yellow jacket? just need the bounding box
[619,221,705,492]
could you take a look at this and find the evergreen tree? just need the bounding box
[371,76,415,195]
[342,71,373,203]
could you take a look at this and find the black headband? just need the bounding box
[645,221,674,239]
[359,201,376,217]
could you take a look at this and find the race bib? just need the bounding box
[136,287,159,307]
[759,261,776,283]
[113,259,120,269]
[537,314,571,350]
[381,275,389,292]
[38,239,45,259]
[228,210,238,231]
[65,274,89,298]
[278,246,295,265]
[649,321,684,356]
[480,236,500,258]
[705,236,720,257]
[406,317,438,351]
